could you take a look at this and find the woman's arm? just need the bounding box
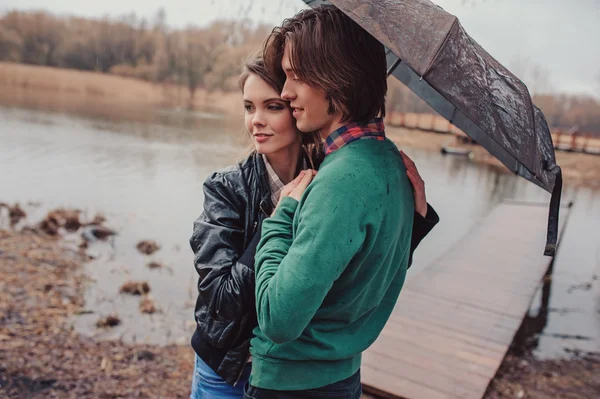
[401,151,440,267]
[190,172,258,348]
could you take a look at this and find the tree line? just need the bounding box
[0,9,270,99]
[1,9,599,133]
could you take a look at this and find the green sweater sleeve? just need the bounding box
[255,175,368,344]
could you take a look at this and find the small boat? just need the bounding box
[441,145,473,158]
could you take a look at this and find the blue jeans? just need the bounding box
[191,355,251,399]
[243,369,361,399]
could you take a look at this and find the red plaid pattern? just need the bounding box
[324,118,385,155]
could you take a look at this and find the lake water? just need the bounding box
[1,94,598,359]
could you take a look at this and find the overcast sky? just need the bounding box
[1,0,598,98]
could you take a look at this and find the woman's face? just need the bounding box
[243,73,301,156]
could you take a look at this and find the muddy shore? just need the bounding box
[0,223,193,398]
[485,351,600,399]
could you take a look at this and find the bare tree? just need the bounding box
[0,25,22,61]
[176,24,227,102]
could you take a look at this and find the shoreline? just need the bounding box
[0,216,194,398]
[1,62,599,189]
[387,127,600,188]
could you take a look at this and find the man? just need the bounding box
[246,5,438,398]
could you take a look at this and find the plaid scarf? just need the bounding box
[324,118,385,155]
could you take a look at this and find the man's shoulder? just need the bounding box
[322,139,400,177]
[329,136,399,159]
[313,156,385,200]
[313,139,412,206]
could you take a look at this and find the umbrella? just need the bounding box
[300,0,562,256]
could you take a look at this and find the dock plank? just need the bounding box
[362,201,570,399]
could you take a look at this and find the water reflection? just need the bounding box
[512,257,556,356]
[528,187,600,358]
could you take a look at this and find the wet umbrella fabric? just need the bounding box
[301,0,562,255]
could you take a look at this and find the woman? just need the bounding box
[189,56,438,398]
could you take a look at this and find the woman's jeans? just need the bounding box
[243,369,362,399]
[191,355,251,399]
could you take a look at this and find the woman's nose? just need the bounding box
[253,109,266,127]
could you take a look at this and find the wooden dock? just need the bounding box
[362,201,570,399]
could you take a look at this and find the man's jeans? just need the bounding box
[243,369,361,399]
[191,355,251,399]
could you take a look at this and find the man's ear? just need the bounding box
[328,96,346,121]
[327,96,337,114]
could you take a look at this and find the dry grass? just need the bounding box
[0,62,161,101]
[0,62,242,114]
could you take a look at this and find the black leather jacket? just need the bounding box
[190,151,439,385]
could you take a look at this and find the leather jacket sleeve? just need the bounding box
[190,172,256,349]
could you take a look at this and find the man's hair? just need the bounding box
[263,5,387,123]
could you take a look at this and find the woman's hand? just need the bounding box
[271,170,317,216]
[400,151,427,217]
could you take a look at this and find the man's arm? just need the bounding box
[254,176,367,344]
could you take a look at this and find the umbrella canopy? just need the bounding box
[301,0,562,256]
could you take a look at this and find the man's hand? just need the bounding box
[400,151,427,217]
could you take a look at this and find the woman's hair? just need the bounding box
[239,54,324,169]
[262,5,387,123]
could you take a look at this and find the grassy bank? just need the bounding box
[0,62,241,114]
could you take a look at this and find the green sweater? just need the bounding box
[250,138,414,390]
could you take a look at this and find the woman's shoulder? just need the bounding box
[204,152,260,196]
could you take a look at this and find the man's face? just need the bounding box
[280,44,342,137]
